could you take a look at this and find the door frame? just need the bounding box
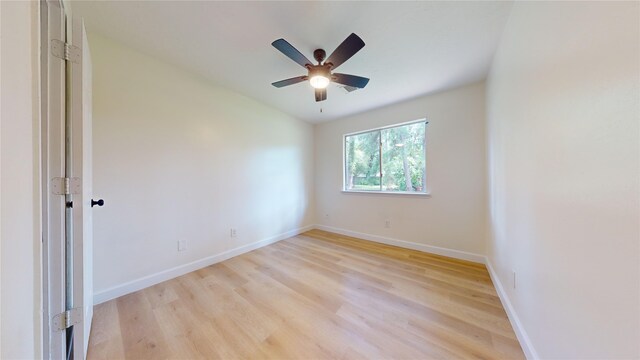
[41,0,68,358]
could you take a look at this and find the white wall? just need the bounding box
[0,1,42,358]
[315,82,487,258]
[487,2,639,359]
[90,34,315,302]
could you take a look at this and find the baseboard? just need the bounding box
[93,224,315,305]
[313,224,485,264]
[485,259,539,360]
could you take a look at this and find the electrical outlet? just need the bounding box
[178,239,187,252]
[385,219,391,228]
[512,270,516,289]
[230,228,237,238]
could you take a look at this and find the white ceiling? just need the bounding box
[70,1,513,123]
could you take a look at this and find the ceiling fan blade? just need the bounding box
[271,76,307,88]
[332,73,370,88]
[325,33,365,70]
[315,88,327,102]
[272,39,313,68]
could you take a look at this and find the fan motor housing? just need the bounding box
[308,64,332,79]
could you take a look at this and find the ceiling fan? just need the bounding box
[271,33,370,102]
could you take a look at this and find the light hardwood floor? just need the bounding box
[87,230,524,359]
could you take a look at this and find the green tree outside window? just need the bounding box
[344,121,426,192]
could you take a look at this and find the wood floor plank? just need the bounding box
[152,300,209,359]
[115,291,171,359]
[88,230,524,359]
[142,281,179,310]
[86,301,126,360]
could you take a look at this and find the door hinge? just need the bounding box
[52,307,83,331]
[52,177,81,195]
[51,39,80,64]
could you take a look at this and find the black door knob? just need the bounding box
[91,199,104,207]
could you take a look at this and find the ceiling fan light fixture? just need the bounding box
[308,65,331,89]
[310,75,330,89]
[271,33,368,102]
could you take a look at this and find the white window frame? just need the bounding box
[342,118,429,195]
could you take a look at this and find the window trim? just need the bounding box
[342,118,429,195]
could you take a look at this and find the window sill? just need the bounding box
[341,190,431,197]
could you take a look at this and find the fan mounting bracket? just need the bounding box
[313,49,326,64]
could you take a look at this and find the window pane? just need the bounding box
[381,122,426,192]
[345,131,381,191]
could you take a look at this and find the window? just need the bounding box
[344,120,427,193]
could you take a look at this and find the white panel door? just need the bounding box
[68,16,94,360]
